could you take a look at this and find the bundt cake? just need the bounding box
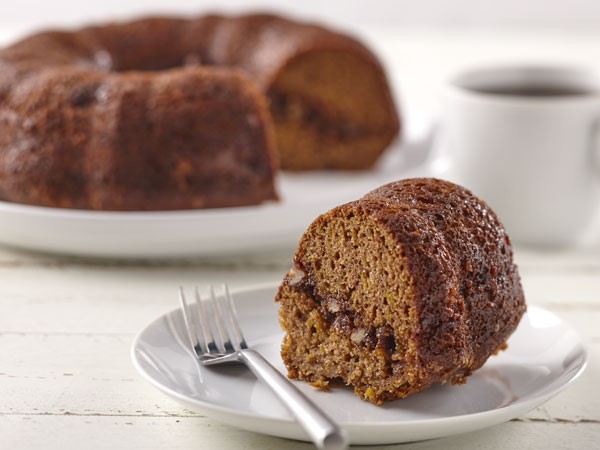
[276,178,526,405]
[0,13,400,210]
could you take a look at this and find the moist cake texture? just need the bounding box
[276,178,526,404]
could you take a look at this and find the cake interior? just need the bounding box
[278,213,423,404]
[268,50,398,170]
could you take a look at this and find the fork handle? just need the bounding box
[240,349,348,450]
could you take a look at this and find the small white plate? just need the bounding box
[131,284,588,445]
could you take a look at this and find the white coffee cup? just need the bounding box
[438,65,600,247]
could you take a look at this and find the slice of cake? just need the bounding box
[276,178,526,405]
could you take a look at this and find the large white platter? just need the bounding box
[0,138,433,258]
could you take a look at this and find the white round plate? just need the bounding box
[0,124,435,259]
[131,284,588,445]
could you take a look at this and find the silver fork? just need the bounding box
[178,285,348,450]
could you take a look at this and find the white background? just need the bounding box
[2,0,600,31]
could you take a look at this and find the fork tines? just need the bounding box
[179,284,247,358]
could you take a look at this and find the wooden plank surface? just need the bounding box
[1,416,599,450]
[1,239,599,449]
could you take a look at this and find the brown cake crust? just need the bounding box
[276,178,526,404]
[0,66,278,210]
[0,13,400,210]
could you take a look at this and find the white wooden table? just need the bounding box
[1,233,599,449]
[1,27,600,449]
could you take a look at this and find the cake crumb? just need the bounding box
[310,380,330,391]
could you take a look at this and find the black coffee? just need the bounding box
[471,84,595,97]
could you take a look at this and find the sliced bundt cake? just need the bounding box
[276,178,526,404]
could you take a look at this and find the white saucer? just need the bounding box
[131,284,588,445]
